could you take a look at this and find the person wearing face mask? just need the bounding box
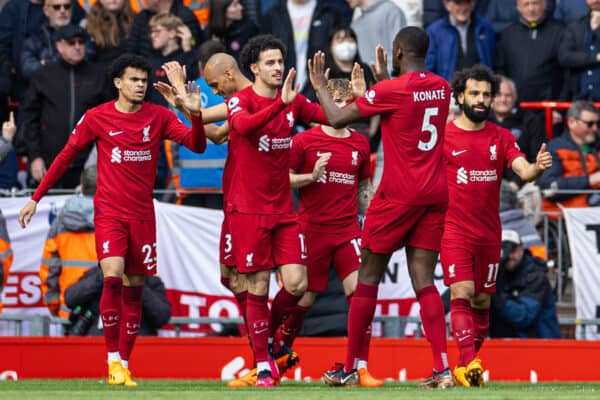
[538,100,600,210]
[209,0,258,63]
[443,64,552,387]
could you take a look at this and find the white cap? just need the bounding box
[501,229,521,245]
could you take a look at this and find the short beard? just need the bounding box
[462,102,490,123]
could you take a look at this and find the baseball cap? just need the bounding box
[500,229,520,263]
[55,25,89,41]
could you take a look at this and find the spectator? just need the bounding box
[64,266,171,336]
[0,111,16,189]
[127,0,202,58]
[538,100,600,212]
[262,0,350,100]
[21,0,92,82]
[559,0,600,101]
[39,167,98,318]
[84,0,136,71]
[423,0,489,28]
[426,0,495,81]
[77,0,146,13]
[22,25,109,188]
[208,0,258,63]
[147,13,198,107]
[0,0,85,104]
[554,0,589,24]
[495,0,565,103]
[490,229,560,338]
[490,75,547,187]
[348,0,406,74]
[0,209,13,314]
[482,0,519,35]
[391,0,423,27]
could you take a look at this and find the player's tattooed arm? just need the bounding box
[308,51,362,129]
[289,153,331,189]
[511,143,552,181]
[357,179,374,214]
[369,45,389,82]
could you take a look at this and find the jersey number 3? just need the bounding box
[417,107,439,152]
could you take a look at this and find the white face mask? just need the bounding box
[333,42,357,62]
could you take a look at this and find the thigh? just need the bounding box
[95,217,128,261]
[332,233,362,283]
[272,213,306,267]
[473,244,501,294]
[125,219,158,276]
[230,212,273,273]
[304,230,334,292]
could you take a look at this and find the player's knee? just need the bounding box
[472,292,490,309]
[284,276,307,296]
[228,274,247,294]
[450,283,474,300]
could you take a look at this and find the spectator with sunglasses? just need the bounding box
[22,25,110,189]
[21,0,94,82]
[538,100,600,210]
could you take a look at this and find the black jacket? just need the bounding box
[558,15,600,100]
[127,0,202,58]
[261,0,350,100]
[22,59,109,169]
[64,267,172,336]
[495,17,565,102]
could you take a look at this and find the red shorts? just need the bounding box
[230,212,304,273]
[440,240,501,293]
[362,195,447,254]
[95,217,157,276]
[303,228,361,292]
[219,213,236,267]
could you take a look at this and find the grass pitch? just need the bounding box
[0,380,599,400]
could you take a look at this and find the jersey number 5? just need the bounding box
[417,107,439,152]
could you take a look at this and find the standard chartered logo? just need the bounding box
[258,135,270,152]
[457,167,468,184]
[111,147,122,163]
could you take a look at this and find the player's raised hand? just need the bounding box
[312,153,331,182]
[178,81,202,114]
[350,62,366,98]
[162,61,187,96]
[535,143,552,171]
[308,51,328,92]
[282,67,300,105]
[153,81,180,108]
[18,200,37,229]
[2,111,16,141]
[369,44,389,82]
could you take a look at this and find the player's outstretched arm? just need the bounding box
[512,143,553,182]
[18,200,37,228]
[201,103,228,124]
[289,153,331,189]
[281,67,300,105]
[350,63,366,98]
[308,51,362,128]
[357,179,375,214]
[369,44,389,82]
[162,61,187,99]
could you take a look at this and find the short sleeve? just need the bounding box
[289,133,305,172]
[503,128,526,168]
[354,80,402,118]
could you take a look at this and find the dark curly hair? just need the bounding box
[109,54,151,80]
[239,34,286,77]
[451,64,500,105]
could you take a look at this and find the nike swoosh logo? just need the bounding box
[146,264,156,270]
[127,330,139,335]
[317,151,332,157]
[452,150,467,156]
[301,254,307,259]
[104,322,118,327]
[458,336,469,342]
[224,254,232,259]
[255,328,268,335]
[483,282,496,288]
[108,130,124,136]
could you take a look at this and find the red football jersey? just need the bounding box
[355,71,450,205]
[33,101,206,220]
[222,131,237,205]
[289,126,371,233]
[226,86,324,214]
[443,120,525,245]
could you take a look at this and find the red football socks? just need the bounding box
[416,285,449,371]
[451,298,476,366]
[276,304,310,347]
[100,277,122,353]
[246,293,270,363]
[345,283,378,374]
[269,288,302,336]
[119,285,143,362]
[472,307,489,354]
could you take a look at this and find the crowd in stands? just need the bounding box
[1,0,599,338]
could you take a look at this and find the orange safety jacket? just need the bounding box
[0,211,13,315]
[39,197,97,318]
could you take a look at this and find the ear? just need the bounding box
[250,63,258,76]
[457,92,465,106]
[224,69,233,80]
[113,77,122,90]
